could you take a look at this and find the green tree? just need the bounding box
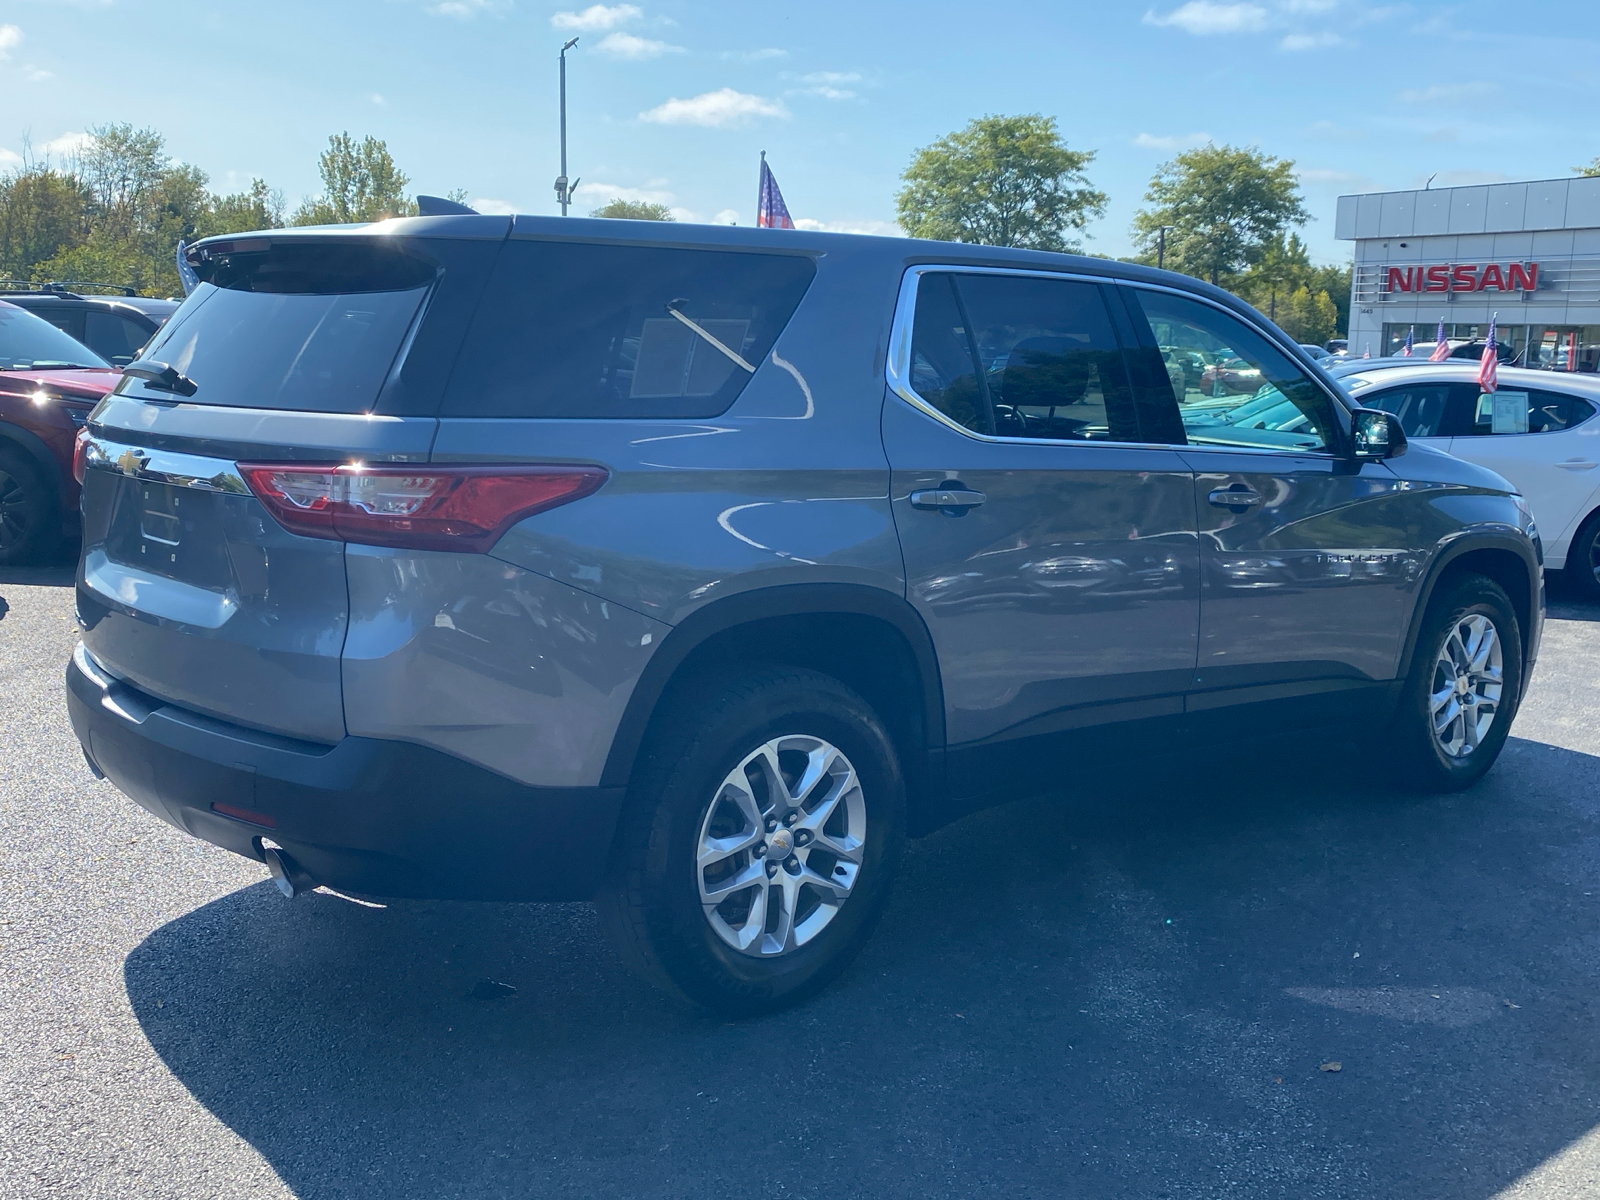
[292,133,416,225]
[199,178,286,236]
[1576,158,1600,177]
[1307,261,1352,336]
[591,199,675,221]
[896,114,1107,251]
[1237,232,1312,323]
[1133,144,1309,287]
[0,166,89,279]
[1275,284,1339,345]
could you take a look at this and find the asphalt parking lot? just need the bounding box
[3,556,1599,1200]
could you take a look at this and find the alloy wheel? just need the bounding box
[0,468,30,551]
[1429,613,1504,759]
[695,734,866,958]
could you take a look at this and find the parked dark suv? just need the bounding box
[2,284,178,366]
[66,217,1543,1014]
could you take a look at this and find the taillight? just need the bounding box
[238,462,608,553]
[73,428,92,484]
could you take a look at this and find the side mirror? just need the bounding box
[1352,407,1407,460]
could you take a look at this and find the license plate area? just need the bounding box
[107,478,234,591]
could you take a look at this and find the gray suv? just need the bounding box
[66,216,1543,1014]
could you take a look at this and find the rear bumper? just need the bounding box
[66,647,625,901]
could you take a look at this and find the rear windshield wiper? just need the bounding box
[664,301,756,374]
[122,360,199,397]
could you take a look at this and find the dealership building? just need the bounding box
[1336,175,1600,370]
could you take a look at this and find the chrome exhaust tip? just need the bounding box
[262,845,316,899]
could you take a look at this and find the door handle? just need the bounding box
[910,486,986,513]
[1556,459,1597,470]
[1208,485,1263,509]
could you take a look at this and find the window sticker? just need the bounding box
[1479,390,1529,434]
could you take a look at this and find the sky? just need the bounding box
[2,0,1598,266]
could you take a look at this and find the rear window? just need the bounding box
[126,241,436,413]
[440,240,817,419]
[0,301,109,370]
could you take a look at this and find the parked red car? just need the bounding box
[0,300,122,563]
[1198,356,1263,397]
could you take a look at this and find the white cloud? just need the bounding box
[722,48,786,62]
[639,88,788,127]
[370,92,387,106]
[1397,82,1497,104]
[1134,131,1212,150]
[1278,0,1335,12]
[712,208,740,224]
[552,4,640,31]
[1280,30,1341,48]
[26,65,53,81]
[0,147,22,170]
[1306,119,1363,141]
[429,0,510,16]
[581,180,677,206]
[469,197,517,215]
[596,31,682,59]
[785,70,861,100]
[0,24,22,59]
[1142,3,1268,34]
[793,217,901,236]
[39,131,91,160]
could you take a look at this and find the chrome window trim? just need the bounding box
[80,434,249,494]
[885,264,1349,456]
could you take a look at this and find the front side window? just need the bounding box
[1127,289,1337,453]
[0,302,109,370]
[906,272,1140,442]
[1463,388,1598,435]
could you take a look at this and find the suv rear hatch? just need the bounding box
[76,225,504,742]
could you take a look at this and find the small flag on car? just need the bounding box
[1478,314,1498,393]
[757,153,794,230]
[1429,318,1451,362]
[1402,326,1413,356]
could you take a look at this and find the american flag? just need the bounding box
[1402,327,1414,356]
[756,154,794,229]
[1477,314,1498,393]
[1429,318,1450,362]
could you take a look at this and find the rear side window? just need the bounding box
[127,241,436,413]
[906,272,1141,442]
[1357,383,1461,438]
[440,240,816,419]
[84,311,153,365]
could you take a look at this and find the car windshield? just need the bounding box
[0,302,111,370]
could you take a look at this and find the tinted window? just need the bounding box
[441,241,816,419]
[1358,383,1456,438]
[84,311,152,364]
[132,240,434,412]
[907,272,1140,442]
[0,301,109,370]
[1463,388,1599,435]
[1128,289,1336,453]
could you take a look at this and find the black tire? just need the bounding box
[598,667,905,1016]
[1390,573,1524,792]
[1566,511,1600,603]
[0,446,61,567]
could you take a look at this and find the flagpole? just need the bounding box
[758,150,765,227]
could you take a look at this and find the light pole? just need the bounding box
[1156,225,1173,271]
[555,37,579,215]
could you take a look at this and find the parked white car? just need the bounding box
[1328,360,1600,597]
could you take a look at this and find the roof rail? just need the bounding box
[0,278,138,297]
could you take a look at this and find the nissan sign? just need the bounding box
[1384,263,1539,294]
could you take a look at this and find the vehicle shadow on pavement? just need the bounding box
[125,734,1600,1200]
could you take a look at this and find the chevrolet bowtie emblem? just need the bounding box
[115,448,147,475]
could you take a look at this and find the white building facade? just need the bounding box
[1337,176,1600,371]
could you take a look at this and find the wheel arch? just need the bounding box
[0,419,71,509]
[1398,534,1540,682]
[600,583,947,814]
